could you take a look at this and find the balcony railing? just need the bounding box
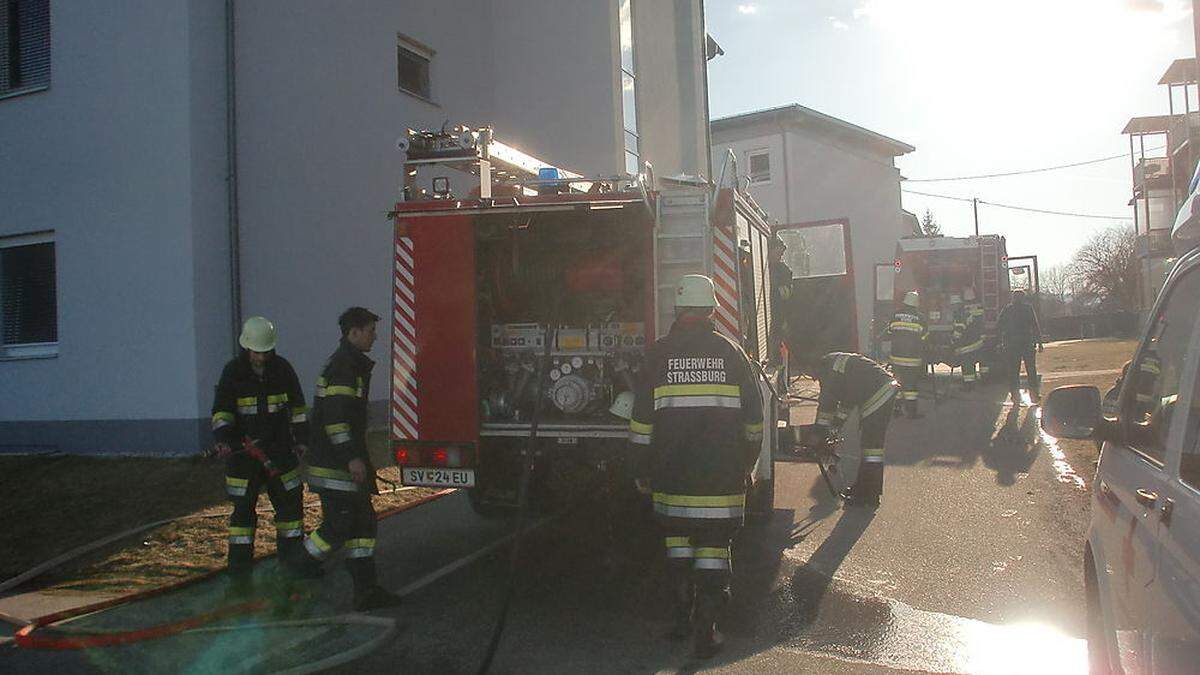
[1169,111,1200,155]
[1136,229,1173,258]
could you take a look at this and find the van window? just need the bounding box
[1122,266,1200,464]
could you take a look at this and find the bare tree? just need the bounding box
[919,209,942,237]
[1039,265,1072,317]
[1070,225,1139,311]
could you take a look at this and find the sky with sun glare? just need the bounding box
[706,0,1196,268]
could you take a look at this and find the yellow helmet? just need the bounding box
[676,275,718,309]
[239,316,277,352]
[609,391,635,420]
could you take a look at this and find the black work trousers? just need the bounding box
[660,518,739,629]
[305,489,379,591]
[893,364,923,415]
[225,452,305,572]
[852,399,893,502]
[1006,346,1039,398]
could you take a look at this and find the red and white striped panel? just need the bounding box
[392,235,419,440]
[711,221,741,341]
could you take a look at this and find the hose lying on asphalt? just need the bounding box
[0,485,421,595]
[475,323,556,675]
[15,605,395,675]
[13,598,270,649]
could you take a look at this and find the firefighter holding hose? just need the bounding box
[210,316,310,596]
[628,275,764,659]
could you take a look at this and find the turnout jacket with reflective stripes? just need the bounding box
[886,308,927,364]
[954,304,985,355]
[307,340,376,493]
[814,352,898,427]
[628,317,764,501]
[211,353,309,453]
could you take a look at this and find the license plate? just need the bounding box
[402,467,476,488]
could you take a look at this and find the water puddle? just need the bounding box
[769,568,1087,674]
[1035,408,1088,491]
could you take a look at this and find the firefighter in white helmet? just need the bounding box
[628,274,763,659]
[210,316,310,596]
[885,291,927,418]
[953,288,985,390]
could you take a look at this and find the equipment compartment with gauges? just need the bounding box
[473,206,653,436]
[483,322,646,426]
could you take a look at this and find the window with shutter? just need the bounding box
[0,231,57,359]
[0,0,51,99]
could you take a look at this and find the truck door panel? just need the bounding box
[394,215,479,443]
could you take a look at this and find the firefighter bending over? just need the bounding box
[628,274,764,660]
[954,288,985,390]
[297,307,403,611]
[886,291,927,418]
[801,352,898,507]
[210,316,310,596]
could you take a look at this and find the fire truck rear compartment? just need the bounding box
[469,205,652,509]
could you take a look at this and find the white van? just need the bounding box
[1041,162,1200,674]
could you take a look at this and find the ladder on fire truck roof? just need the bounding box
[398,125,638,200]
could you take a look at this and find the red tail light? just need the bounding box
[432,448,448,466]
[394,448,411,465]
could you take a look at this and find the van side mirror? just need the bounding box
[1041,385,1102,439]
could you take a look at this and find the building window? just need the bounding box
[1,231,57,359]
[0,0,51,99]
[396,33,432,100]
[618,0,639,175]
[747,149,771,184]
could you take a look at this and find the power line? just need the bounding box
[904,146,1165,183]
[902,188,1131,221]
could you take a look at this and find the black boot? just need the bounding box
[691,587,728,659]
[692,620,725,659]
[224,569,255,602]
[664,577,693,641]
[354,585,404,612]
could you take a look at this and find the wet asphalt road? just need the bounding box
[338,381,1092,674]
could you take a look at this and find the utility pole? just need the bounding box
[972,198,980,236]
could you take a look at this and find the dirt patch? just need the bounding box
[1040,338,1137,373]
[0,432,439,595]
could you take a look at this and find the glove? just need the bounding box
[634,478,651,495]
[292,444,309,460]
[211,442,233,459]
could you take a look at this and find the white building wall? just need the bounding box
[713,121,908,346]
[0,1,229,453]
[0,1,709,454]
[237,0,710,413]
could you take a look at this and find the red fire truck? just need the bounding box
[889,234,1011,370]
[386,126,786,519]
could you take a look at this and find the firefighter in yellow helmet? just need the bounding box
[886,291,928,418]
[210,316,310,596]
[628,275,764,659]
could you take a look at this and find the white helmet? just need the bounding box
[609,391,635,420]
[903,291,920,308]
[676,274,718,309]
[239,316,277,352]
